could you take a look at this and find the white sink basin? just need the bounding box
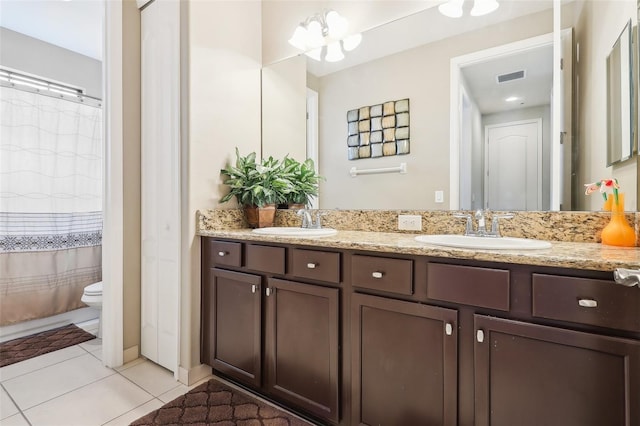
[415,234,551,250]
[252,227,338,237]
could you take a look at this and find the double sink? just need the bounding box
[251,227,551,250]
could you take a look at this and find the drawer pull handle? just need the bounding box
[251,285,257,294]
[477,329,485,343]
[372,271,384,279]
[307,263,317,269]
[578,299,598,308]
[217,251,226,257]
[266,288,272,297]
[445,323,453,336]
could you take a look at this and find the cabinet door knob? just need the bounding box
[445,323,453,336]
[476,329,485,343]
[218,251,226,257]
[372,271,384,279]
[251,284,257,294]
[307,263,317,269]
[266,288,272,296]
[578,299,598,308]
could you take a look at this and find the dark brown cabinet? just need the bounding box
[201,240,341,424]
[351,293,458,426]
[474,315,640,426]
[265,278,340,423]
[201,237,640,426]
[202,268,262,387]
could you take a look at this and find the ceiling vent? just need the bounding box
[496,70,526,84]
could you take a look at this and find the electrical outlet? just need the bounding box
[398,214,422,231]
[435,190,444,203]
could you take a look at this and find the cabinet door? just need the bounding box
[205,268,262,388]
[265,278,340,423]
[474,315,640,426]
[352,293,458,426]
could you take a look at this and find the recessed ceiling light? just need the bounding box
[505,96,520,102]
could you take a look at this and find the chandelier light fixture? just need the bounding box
[288,10,362,62]
[438,0,499,18]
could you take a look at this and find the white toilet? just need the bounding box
[81,281,103,338]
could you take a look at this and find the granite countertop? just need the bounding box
[197,228,640,272]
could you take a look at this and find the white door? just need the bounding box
[140,0,180,373]
[485,120,542,211]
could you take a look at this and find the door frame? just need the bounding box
[483,119,543,210]
[102,0,124,368]
[450,32,554,210]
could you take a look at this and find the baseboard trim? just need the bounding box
[123,345,139,364]
[178,363,212,386]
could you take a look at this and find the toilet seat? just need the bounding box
[83,281,103,296]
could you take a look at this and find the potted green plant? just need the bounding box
[220,148,292,227]
[282,157,323,209]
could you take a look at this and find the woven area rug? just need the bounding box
[0,323,96,368]
[131,378,314,426]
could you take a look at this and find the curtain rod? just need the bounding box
[0,67,102,107]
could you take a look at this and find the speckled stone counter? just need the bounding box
[197,209,640,272]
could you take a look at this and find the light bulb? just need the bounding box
[305,47,322,61]
[326,10,348,39]
[342,33,362,51]
[288,25,308,50]
[325,41,345,62]
[306,20,324,49]
[470,0,499,16]
[438,0,464,18]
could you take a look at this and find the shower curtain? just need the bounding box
[0,85,103,326]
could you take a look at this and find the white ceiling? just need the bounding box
[0,0,104,60]
[462,44,554,114]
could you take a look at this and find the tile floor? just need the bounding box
[0,338,212,426]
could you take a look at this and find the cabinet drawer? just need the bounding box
[532,274,640,332]
[245,244,285,275]
[209,240,242,267]
[351,255,413,295]
[291,249,341,284]
[427,263,510,311]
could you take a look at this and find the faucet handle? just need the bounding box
[453,213,474,236]
[490,214,514,237]
[314,211,327,229]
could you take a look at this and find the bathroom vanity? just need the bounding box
[199,227,640,426]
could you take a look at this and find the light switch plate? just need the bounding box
[398,214,422,231]
[435,190,444,203]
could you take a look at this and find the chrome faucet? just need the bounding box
[454,210,513,237]
[474,210,487,236]
[297,209,326,229]
[297,209,313,228]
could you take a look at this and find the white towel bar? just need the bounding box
[350,162,407,177]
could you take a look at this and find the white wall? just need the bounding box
[184,0,262,371]
[318,9,554,210]
[0,27,102,98]
[573,0,637,211]
[262,54,307,160]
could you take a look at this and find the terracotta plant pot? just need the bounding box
[244,204,276,228]
[287,203,306,210]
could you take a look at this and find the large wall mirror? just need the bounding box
[261,0,639,212]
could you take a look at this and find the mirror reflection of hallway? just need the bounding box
[485,120,542,211]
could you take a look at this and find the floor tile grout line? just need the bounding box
[1,381,33,426]
[100,397,164,426]
[0,347,90,383]
[8,358,119,413]
[115,364,183,400]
